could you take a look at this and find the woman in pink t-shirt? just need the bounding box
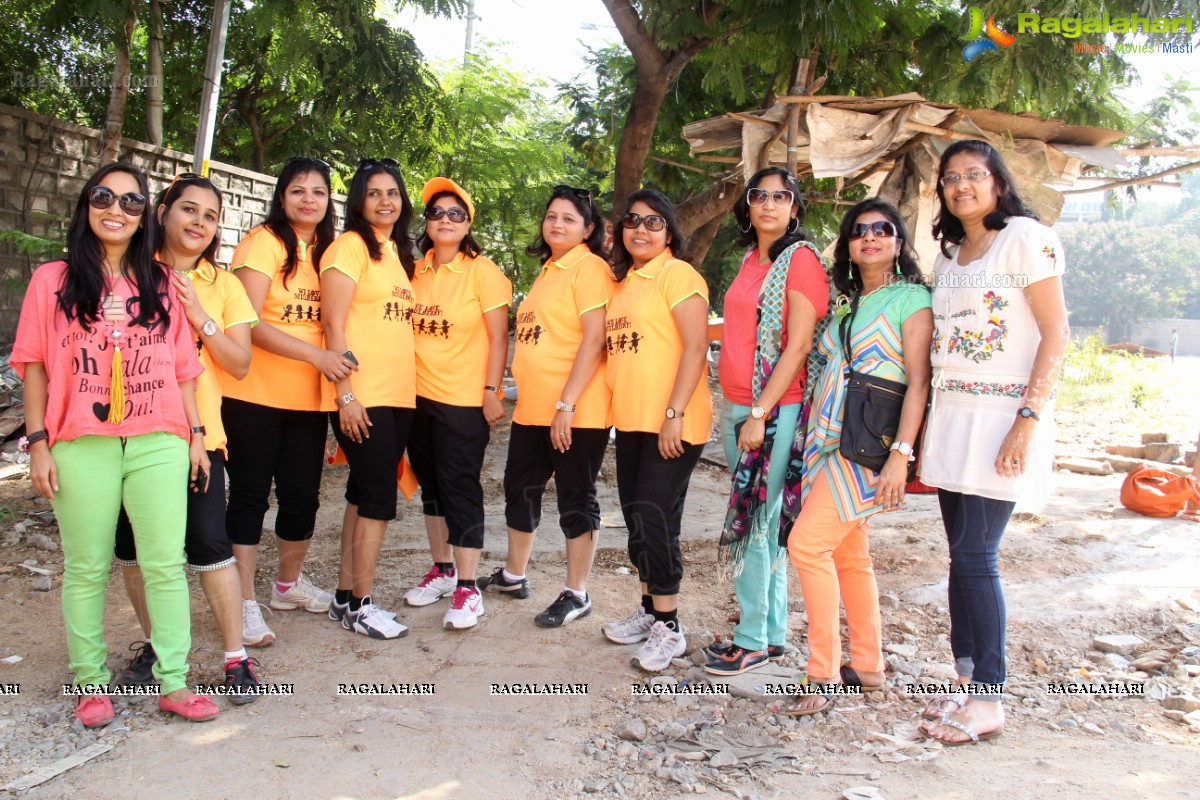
[704,167,829,677]
[12,163,217,727]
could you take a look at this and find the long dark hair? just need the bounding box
[832,198,926,297]
[154,175,223,271]
[932,139,1037,257]
[263,157,335,286]
[526,185,608,262]
[732,166,809,262]
[344,161,415,278]
[416,190,482,259]
[59,162,169,331]
[610,189,688,282]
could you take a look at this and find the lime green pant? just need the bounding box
[51,433,191,693]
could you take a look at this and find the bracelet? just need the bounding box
[335,391,356,408]
[19,430,49,453]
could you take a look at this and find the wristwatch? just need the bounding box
[665,407,684,420]
[555,400,576,413]
[1017,407,1041,421]
[200,319,219,337]
[335,391,356,408]
[890,441,915,460]
[19,430,49,453]
[750,405,766,420]
[190,425,207,437]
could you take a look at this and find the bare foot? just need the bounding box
[920,675,969,719]
[920,699,1004,745]
[784,677,836,716]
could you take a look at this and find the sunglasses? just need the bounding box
[284,156,331,171]
[425,206,469,223]
[164,172,203,195]
[552,184,591,200]
[357,158,400,171]
[939,169,992,187]
[849,220,899,240]
[746,188,795,208]
[89,185,147,217]
[622,212,667,232]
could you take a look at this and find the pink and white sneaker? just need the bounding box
[443,585,485,630]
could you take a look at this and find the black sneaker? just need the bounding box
[704,640,786,662]
[702,645,769,675]
[119,641,158,685]
[534,590,592,628]
[477,567,531,599]
[223,657,261,705]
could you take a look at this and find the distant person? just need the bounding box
[918,139,1070,746]
[1171,329,1178,363]
[602,189,711,672]
[486,185,613,628]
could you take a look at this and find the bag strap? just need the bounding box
[839,290,862,368]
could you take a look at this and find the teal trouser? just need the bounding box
[51,433,191,693]
[721,401,800,652]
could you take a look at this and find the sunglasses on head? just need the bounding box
[164,172,204,196]
[849,220,899,240]
[89,185,146,217]
[357,158,399,172]
[284,156,331,171]
[425,206,469,223]
[622,212,667,232]
[552,184,591,200]
[746,188,795,208]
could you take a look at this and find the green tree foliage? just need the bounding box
[1059,207,1200,340]
[418,47,591,294]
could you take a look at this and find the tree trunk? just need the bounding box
[99,1,137,165]
[611,75,670,213]
[147,0,164,145]
[687,212,727,278]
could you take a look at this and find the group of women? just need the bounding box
[14,139,1068,746]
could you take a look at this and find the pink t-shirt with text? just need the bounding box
[11,260,203,445]
[719,245,828,407]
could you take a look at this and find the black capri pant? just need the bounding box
[406,396,490,549]
[222,397,328,545]
[614,430,704,596]
[331,406,414,521]
[114,450,233,571]
[504,422,609,538]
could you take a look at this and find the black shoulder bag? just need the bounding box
[837,291,916,480]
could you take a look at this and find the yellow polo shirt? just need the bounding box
[318,229,416,410]
[512,245,613,429]
[223,225,326,411]
[411,250,512,407]
[605,249,712,445]
[185,258,258,454]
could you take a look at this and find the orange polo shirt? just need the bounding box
[512,245,613,429]
[222,225,326,411]
[186,258,258,454]
[411,250,512,407]
[605,249,712,446]
[319,229,416,410]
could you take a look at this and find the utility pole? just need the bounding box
[463,0,479,67]
[193,0,232,176]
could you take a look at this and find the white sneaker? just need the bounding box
[631,621,686,672]
[443,585,485,629]
[602,605,655,644]
[242,600,275,647]
[404,566,457,607]
[270,573,333,612]
[347,599,408,640]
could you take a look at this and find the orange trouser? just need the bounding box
[787,470,884,680]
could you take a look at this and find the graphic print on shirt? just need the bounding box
[280,287,322,323]
[68,323,172,423]
[605,315,644,355]
[412,303,454,339]
[386,286,415,322]
[947,290,1009,362]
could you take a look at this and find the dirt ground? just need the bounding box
[0,359,1198,800]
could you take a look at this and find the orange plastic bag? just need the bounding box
[1119,466,1200,518]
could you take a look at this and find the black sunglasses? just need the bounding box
[622,212,666,232]
[89,185,146,217]
[425,206,469,223]
[357,158,400,171]
[284,156,331,171]
[849,220,899,240]
[552,184,591,200]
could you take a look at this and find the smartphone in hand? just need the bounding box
[190,468,209,494]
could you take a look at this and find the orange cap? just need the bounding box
[421,177,475,221]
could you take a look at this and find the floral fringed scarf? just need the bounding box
[720,240,824,576]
